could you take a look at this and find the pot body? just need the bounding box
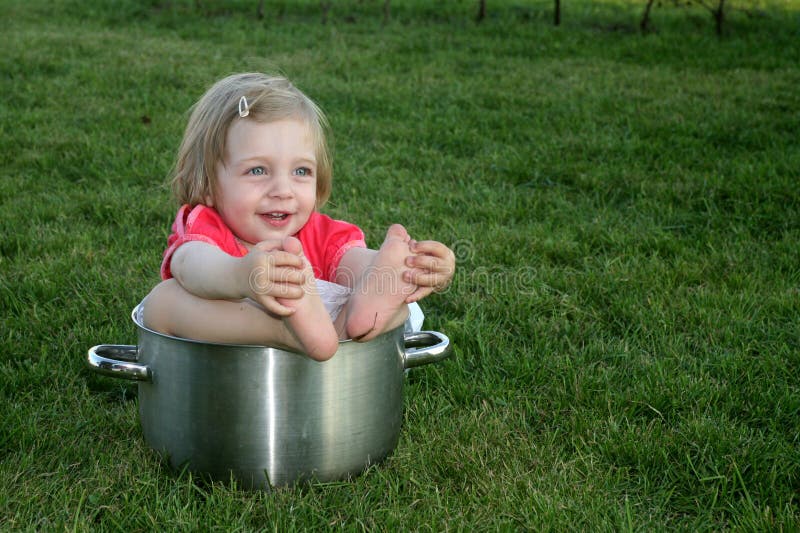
[139,321,404,489]
[88,307,450,490]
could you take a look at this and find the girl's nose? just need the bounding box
[266,172,294,198]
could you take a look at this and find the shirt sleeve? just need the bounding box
[298,212,366,282]
[324,222,367,283]
[160,205,247,280]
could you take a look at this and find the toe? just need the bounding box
[385,223,409,242]
[282,236,304,256]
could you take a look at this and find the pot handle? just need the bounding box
[403,331,451,369]
[86,345,152,382]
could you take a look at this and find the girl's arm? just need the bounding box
[170,241,306,316]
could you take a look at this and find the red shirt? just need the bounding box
[161,205,366,282]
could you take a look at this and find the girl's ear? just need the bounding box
[204,177,217,207]
[204,192,214,207]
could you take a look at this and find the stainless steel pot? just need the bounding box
[87,306,450,490]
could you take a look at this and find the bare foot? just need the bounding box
[344,224,415,341]
[277,236,339,360]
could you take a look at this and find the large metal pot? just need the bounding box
[87,306,450,490]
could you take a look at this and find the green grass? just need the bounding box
[2,0,799,529]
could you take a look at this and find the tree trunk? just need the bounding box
[714,0,725,36]
[477,0,486,23]
[320,1,331,24]
[554,0,561,26]
[640,0,656,33]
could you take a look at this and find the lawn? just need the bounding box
[1,0,799,529]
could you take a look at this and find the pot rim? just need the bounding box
[131,304,392,351]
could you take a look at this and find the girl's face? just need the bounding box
[209,118,318,247]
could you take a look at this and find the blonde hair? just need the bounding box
[171,73,332,208]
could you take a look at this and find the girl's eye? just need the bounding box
[248,166,266,176]
[293,167,312,177]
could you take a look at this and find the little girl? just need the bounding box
[143,73,455,361]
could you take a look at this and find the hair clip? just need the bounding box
[238,96,249,118]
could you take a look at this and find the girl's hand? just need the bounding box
[402,239,456,303]
[240,242,308,316]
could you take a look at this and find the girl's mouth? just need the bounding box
[261,212,291,227]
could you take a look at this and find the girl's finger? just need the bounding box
[268,251,306,269]
[271,282,305,299]
[412,240,456,265]
[406,254,454,274]
[404,270,450,290]
[409,239,446,256]
[249,275,305,298]
[269,266,307,285]
[405,286,434,304]
[261,296,296,317]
